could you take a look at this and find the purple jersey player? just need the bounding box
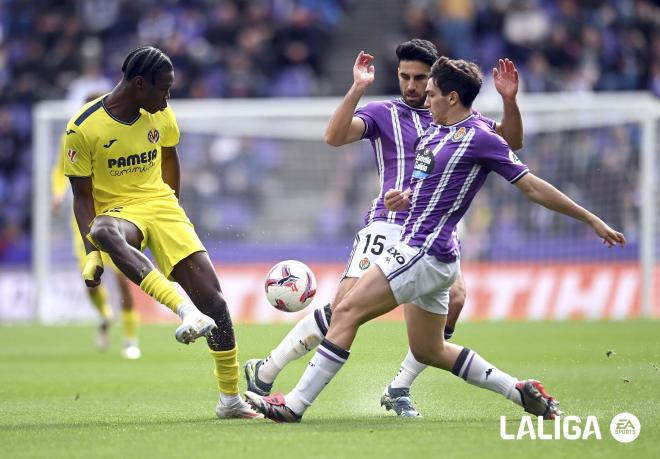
[244,40,524,417]
[246,56,625,423]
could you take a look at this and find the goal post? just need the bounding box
[30,92,658,323]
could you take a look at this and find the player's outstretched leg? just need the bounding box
[381,275,466,417]
[89,216,216,345]
[172,251,262,420]
[405,304,563,420]
[245,277,357,395]
[244,303,331,396]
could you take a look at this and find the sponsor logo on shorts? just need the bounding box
[386,247,405,264]
[147,129,160,143]
[67,149,77,163]
[358,257,370,270]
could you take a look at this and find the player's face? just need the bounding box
[139,70,174,113]
[398,60,431,108]
[424,79,452,124]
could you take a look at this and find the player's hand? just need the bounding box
[384,188,411,211]
[590,218,626,248]
[82,251,104,288]
[493,58,518,101]
[353,51,375,89]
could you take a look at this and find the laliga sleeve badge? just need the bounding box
[67,149,77,163]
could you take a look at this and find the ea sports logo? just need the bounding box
[610,413,640,443]
[147,129,160,143]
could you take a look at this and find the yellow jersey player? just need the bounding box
[63,46,261,419]
[52,93,141,359]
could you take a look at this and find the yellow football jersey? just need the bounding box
[63,96,180,213]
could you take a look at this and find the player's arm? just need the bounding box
[70,176,103,287]
[492,58,523,151]
[161,146,180,199]
[324,51,374,147]
[51,136,68,213]
[515,173,625,247]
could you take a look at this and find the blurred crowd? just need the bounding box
[0,0,349,261]
[0,0,656,262]
[393,0,659,94]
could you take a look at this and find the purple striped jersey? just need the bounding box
[401,113,529,262]
[355,98,496,226]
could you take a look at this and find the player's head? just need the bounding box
[121,46,174,113]
[395,39,439,108]
[424,56,483,124]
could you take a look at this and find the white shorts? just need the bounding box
[376,242,460,315]
[342,221,403,278]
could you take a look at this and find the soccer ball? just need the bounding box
[265,260,317,312]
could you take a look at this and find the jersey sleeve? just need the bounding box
[473,110,497,130]
[354,102,381,140]
[475,129,528,184]
[63,122,93,177]
[160,106,180,147]
[51,133,69,199]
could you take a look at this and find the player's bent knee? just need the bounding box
[89,224,122,251]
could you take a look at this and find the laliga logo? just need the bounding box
[500,413,640,442]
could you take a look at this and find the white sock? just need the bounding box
[285,339,349,415]
[259,304,330,384]
[219,392,241,406]
[451,347,522,406]
[390,348,428,389]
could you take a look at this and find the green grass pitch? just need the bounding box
[1,321,658,458]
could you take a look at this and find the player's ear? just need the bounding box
[449,91,460,107]
[133,76,146,90]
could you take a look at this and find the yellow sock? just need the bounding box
[89,286,112,321]
[209,347,239,395]
[139,270,184,313]
[122,309,139,340]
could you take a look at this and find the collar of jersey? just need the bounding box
[430,113,475,129]
[395,97,429,112]
[102,96,141,125]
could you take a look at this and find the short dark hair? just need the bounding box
[395,39,438,67]
[429,57,483,107]
[121,46,173,84]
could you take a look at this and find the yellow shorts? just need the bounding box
[71,215,117,272]
[92,196,206,279]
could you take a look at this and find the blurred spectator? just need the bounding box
[0,0,655,263]
[401,0,658,95]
